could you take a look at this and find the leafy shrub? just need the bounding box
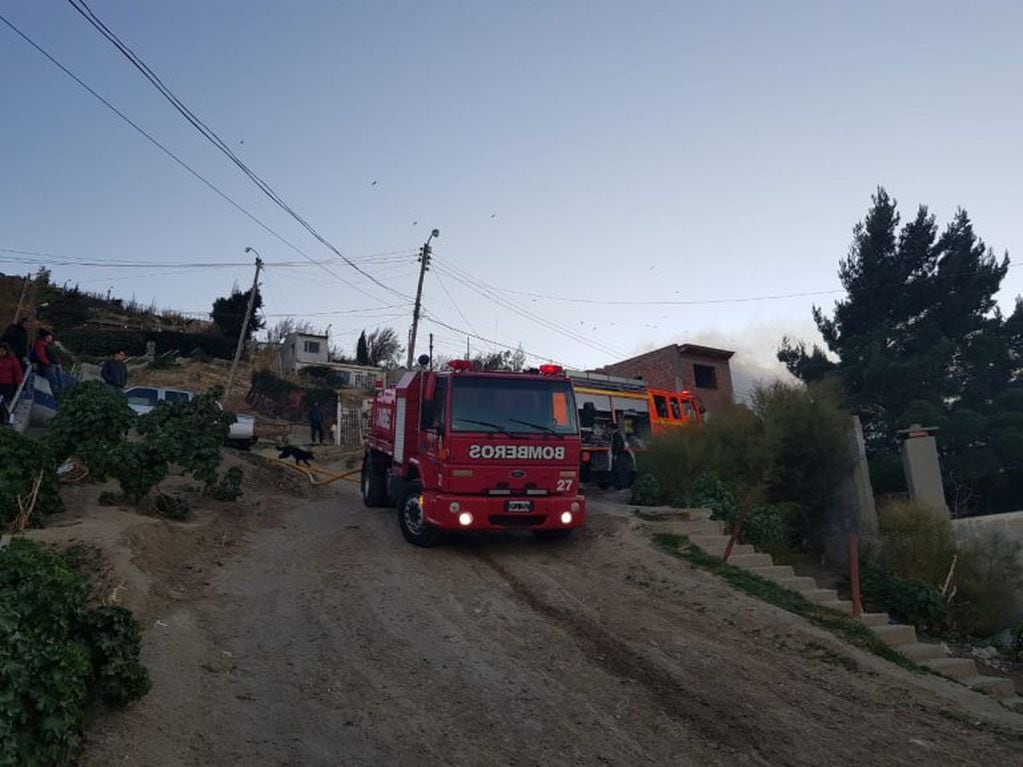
[135,389,234,488]
[951,531,1023,636]
[46,381,135,473]
[97,491,121,506]
[79,606,151,706]
[752,380,852,516]
[153,493,190,520]
[0,540,148,766]
[860,562,948,634]
[209,467,244,502]
[876,501,956,585]
[146,355,179,370]
[110,441,169,503]
[741,504,792,553]
[629,474,661,505]
[0,429,62,527]
[1008,623,1023,663]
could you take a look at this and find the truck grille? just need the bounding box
[489,514,544,527]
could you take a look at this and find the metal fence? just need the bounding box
[334,409,366,447]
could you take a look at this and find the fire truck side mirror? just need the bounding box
[580,402,596,428]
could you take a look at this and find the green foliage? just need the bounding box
[0,430,63,527]
[779,189,1021,514]
[0,540,148,766]
[861,562,948,634]
[212,286,264,344]
[741,504,792,553]
[209,467,244,502]
[110,441,169,504]
[61,328,235,360]
[876,501,956,585]
[135,389,234,488]
[146,355,179,371]
[36,287,95,330]
[46,381,136,474]
[78,606,151,706]
[356,330,369,365]
[752,380,852,515]
[97,491,121,507]
[153,493,190,520]
[951,531,1023,637]
[629,474,661,505]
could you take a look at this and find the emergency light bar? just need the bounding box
[447,359,475,372]
[538,364,564,375]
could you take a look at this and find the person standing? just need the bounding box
[33,329,63,395]
[0,342,24,406]
[100,349,129,390]
[308,402,325,444]
[0,317,28,371]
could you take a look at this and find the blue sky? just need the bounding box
[2,1,1020,393]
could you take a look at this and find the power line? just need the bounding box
[0,11,392,305]
[432,270,476,334]
[422,310,581,368]
[65,0,409,301]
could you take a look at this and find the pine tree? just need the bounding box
[356,330,369,365]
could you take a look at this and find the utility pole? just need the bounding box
[406,228,439,369]
[224,248,263,401]
[428,333,434,369]
[11,273,30,325]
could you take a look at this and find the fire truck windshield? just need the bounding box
[450,377,578,436]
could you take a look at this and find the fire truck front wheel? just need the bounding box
[361,457,388,507]
[398,482,443,547]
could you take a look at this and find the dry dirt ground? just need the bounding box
[28,463,1023,767]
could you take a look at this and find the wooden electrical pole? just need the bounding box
[224,252,263,400]
[11,273,30,325]
[406,228,439,369]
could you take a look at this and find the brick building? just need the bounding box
[596,343,735,414]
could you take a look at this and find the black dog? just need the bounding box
[278,445,314,467]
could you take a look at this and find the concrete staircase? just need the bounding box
[645,507,1022,711]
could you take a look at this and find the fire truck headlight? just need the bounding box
[458,512,474,527]
[449,501,460,513]
[570,501,580,513]
[560,511,573,525]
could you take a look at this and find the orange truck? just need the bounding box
[567,370,704,489]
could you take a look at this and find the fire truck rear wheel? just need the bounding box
[398,482,442,547]
[361,458,387,507]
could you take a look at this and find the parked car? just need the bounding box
[123,386,257,449]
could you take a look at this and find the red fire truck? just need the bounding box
[361,360,586,546]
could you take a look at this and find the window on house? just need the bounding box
[693,364,717,390]
[303,340,321,354]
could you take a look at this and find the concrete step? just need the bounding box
[654,519,725,536]
[923,657,977,679]
[857,612,889,627]
[821,600,853,615]
[963,675,1016,700]
[776,576,819,592]
[800,588,839,604]
[726,553,774,568]
[871,623,917,647]
[746,565,796,580]
[898,642,947,661]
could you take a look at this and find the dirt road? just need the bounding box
[83,485,1023,766]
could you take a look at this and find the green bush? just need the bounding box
[209,467,244,502]
[153,493,190,520]
[1008,623,1023,662]
[110,441,169,504]
[876,500,956,585]
[741,504,793,553]
[951,531,1023,637]
[0,540,148,766]
[629,474,661,505]
[860,562,948,634]
[46,381,136,474]
[0,430,63,527]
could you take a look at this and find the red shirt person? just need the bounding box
[0,342,24,403]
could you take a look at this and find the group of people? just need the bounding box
[0,317,130,423]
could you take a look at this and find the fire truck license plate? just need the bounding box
[506,500,533,512]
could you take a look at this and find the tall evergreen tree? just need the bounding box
[356,330,370,365]
[779,188,1018,512]
[211,286,264,345]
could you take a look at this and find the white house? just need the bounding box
[278,332,383,390]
